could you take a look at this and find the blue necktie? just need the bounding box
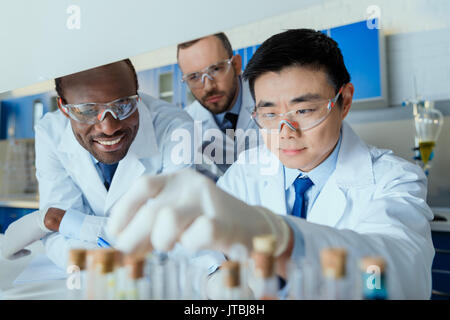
[292,176,314,219]
[97,162,118,191]
[222,112,238,132]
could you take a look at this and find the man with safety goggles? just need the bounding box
[177,32,260,178]
[1,59,225,271]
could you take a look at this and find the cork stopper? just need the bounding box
[68,249,87,270]
[222,261,240,288]
[360,256,386,273]
[252,234,277,255]
[124,254,146,279]
[320,248,347,279]
[95,249,116,274]
[114,250,124,268]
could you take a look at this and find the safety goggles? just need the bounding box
[57,94,140,124]
[251,87,344,132]
[181,57,234,89]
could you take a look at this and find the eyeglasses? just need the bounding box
[181,57,234,89]
[251,87,344,132]
[57,94,140,124]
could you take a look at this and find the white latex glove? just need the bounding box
[1,209,52,260]
[107,168,290,258]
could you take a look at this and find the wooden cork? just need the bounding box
[360,256,386,273]
[320,248,347,279]
[222,260,240,288]
[114,250,125,268]
[124,254,146,279]
[68,249,87,270]
[252,252,275,278]
[95,249,116,274]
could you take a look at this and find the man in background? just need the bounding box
[177,32,259,178]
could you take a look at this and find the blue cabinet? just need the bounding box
[0,207,35,233]
[431,231,450,299]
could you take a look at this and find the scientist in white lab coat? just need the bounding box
[177,32,259,177]
[1,59,224,270]
[106,29,435,299]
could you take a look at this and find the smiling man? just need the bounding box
[1,59,203,268]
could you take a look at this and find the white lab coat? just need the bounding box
[35,92,214,268]
[185,77,260,176]
[217,121,435,299]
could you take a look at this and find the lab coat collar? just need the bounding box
[306,121,374,226]
[334,121,375,189]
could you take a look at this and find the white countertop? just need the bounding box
[0,235,68,299]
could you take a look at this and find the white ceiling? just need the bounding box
[0,0,322,94]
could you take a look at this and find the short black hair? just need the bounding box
[243,29,350,103]
[177,32,233,60]
[55,58,139,104]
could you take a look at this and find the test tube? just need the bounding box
[319,248,348,300]
[229,243,251,299]
[359,256,388,300]
[287,258,320,300]
[124,254,150,300]
[85,249,97,300]
[251,235,279,300]
[221,260,243,300]
[93,249,117,300]
[114,251,128,300]
[66,249,87,300]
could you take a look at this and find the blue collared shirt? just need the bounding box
[213,77,242,131]
[284,132,342,216]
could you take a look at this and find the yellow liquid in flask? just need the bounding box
[419,141,435,165]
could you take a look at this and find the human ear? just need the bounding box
[340,83,354,120]
[232,54,242,75]
[57,97,71,119]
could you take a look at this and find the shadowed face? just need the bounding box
[178,35,242,114]
[60,61,139,164]
[254,66,353,172]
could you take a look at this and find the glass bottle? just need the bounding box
[319,248,349,300]
[66,248,87,300]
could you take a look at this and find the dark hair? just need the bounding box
[243,29,350,104]
[55,58,139,104]
[177,32,233,60]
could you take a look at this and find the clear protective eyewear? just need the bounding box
[181,57,234,89]
[57,94,140,124]
[251,86,344,132]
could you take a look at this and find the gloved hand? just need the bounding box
[1,209,52,260]
[107,168,290,258]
